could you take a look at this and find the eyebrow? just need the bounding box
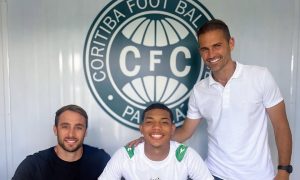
[213,42,222,46]
[59,122,85,127]
[144,117,170,121]
[59,122,70,126]
[75,124,85,127]
[199,47,209,50]
[145,116,154,119]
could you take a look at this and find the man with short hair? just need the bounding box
[99,103,213,180]
[174,19,293,180]
[13,104,110,180]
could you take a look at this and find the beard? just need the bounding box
[57,137,83,153]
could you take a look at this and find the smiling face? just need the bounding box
[198,29,234,73]
[140,108,175,151]
[53,110,87,154]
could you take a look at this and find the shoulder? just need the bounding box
[238,63,276,88]
[12,147,53,179]
[189,78,210,99]
[123,145,135,159]
[37,147,54,156]
[83,144,111,160]
[171,141,189,162]
[240,63,269,76]
[122,143,144,159]
[83,144,101,152]
[172,141,201,159]
[23,147,54,163]
[102,146,133,169]
[193,77,210,89]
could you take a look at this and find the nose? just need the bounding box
[152,122,162,130]
[68,127,75,137]
[207,49,214,58]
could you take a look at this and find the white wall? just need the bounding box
[293,0,300,177]
[1,0,10,178]
[1,0,299,179]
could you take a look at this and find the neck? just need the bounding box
[144,143,170,161]
[54,145,83,162]
[213,61,236,86]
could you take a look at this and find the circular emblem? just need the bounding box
[84,0,213,129]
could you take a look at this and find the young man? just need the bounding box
[12,104,110,180]
[174,19,293,180]
[99,103,213,180]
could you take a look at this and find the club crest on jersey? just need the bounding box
[84,0,213,129]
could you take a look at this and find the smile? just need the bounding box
[65,139,77,144]
[150,133,163,139]
[210,57,221,63]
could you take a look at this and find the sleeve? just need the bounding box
[98,148,126,180]
[184,148,214,180]
[186,87,202,120]
[261,68,283,108]
[12,156,36,180]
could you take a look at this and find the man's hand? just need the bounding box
[126,137,144,148]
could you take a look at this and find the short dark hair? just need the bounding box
[55,104,88,128]
[197,19,231,41]
[141,103,173,124]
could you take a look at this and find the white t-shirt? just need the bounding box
[99,141,213,180]
[187,62,282,180]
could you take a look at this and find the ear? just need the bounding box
[171,124,176,136]
[229,37,235,51]
[139,125,143,135]
[53,125,58,136]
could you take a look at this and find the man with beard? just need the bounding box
[12,104,110,180]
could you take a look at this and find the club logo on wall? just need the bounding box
[84,0,213,130]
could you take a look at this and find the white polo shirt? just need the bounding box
[187,62,282,180]
[99,141,213,180]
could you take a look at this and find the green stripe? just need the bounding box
[175,144,188,162]
[124,145,135,159]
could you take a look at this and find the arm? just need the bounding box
[173,117,201,143]
[267,101,292,180]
